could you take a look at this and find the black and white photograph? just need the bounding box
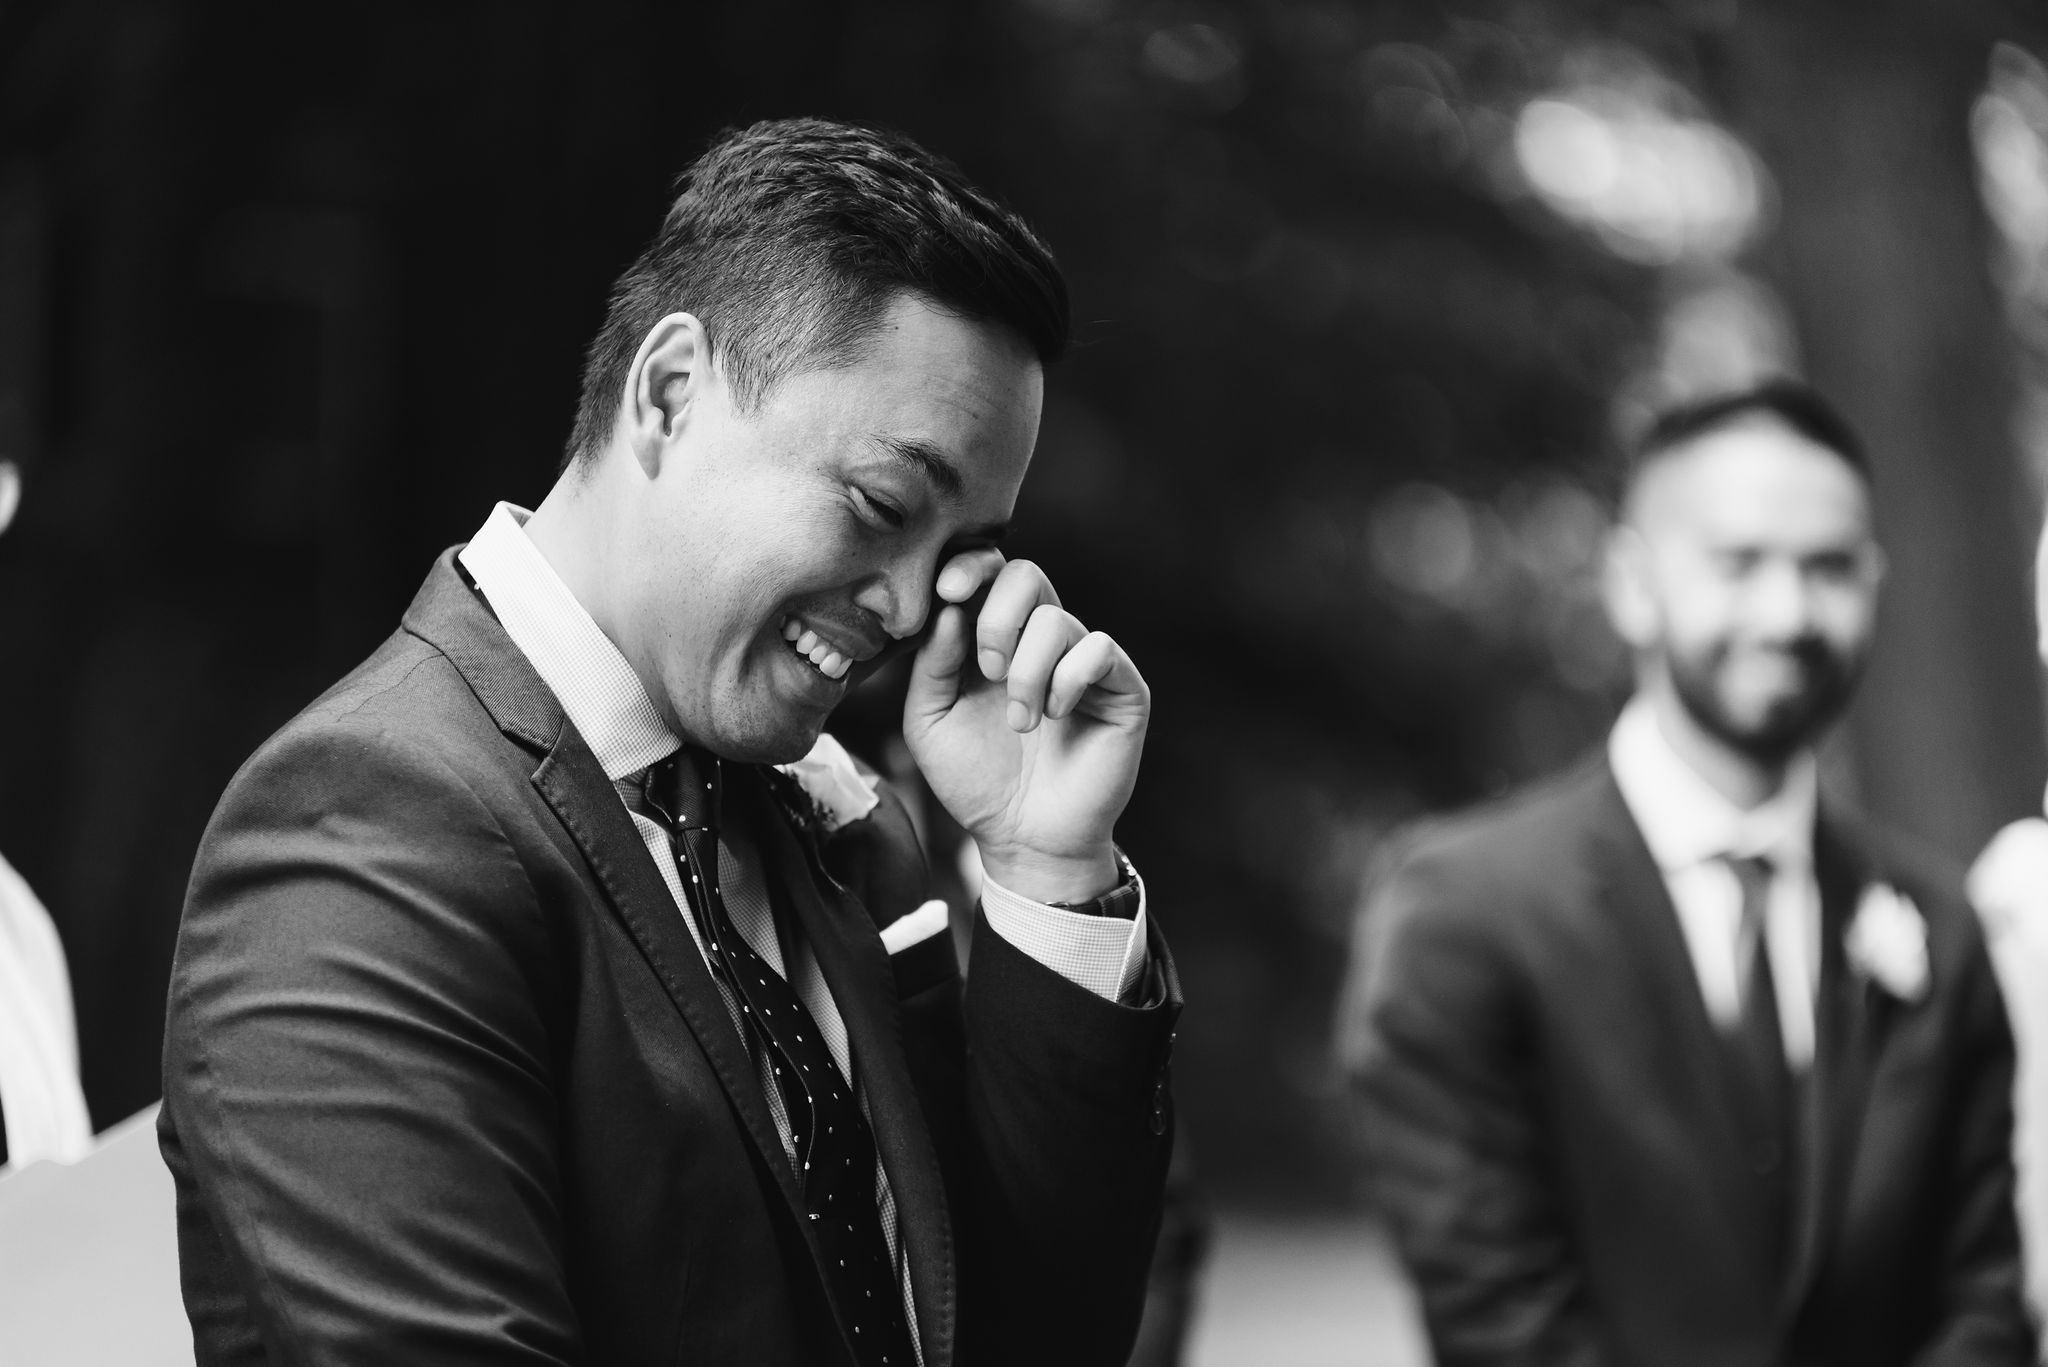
[1,3,2046,1364]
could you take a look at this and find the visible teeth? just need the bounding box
[781,617,853,681]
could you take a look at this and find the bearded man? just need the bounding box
[1340,381,2034,1366]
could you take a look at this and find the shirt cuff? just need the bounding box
[979,861,1151,1002]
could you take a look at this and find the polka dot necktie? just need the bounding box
[642,747,918,1367]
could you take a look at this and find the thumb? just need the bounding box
[904,603,971,727]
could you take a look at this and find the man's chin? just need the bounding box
[693,723,821,767]
[1710,693,1838,764]
[695,700,829,767]
[671,657,842,764]
[1667,665,1834,765]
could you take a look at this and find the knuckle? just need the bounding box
[1008,660,1051,698]
[1007,558,1059,603]
[978,607,1024,643]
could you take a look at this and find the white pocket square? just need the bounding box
[880,899,949,955]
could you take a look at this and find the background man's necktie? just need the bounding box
[1725,853,1795,1281]
[643,748,918,1367]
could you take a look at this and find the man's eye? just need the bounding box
[852,487,906,530]
[1804,552,1860,584]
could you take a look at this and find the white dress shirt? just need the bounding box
[1609,698,1822,1070]
[0,849,93,1169]
[457,502,1152,1356]
[1967,809,2048,1326]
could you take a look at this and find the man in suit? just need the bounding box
[160,118,1179,1366]
[1340,381,2035,1365]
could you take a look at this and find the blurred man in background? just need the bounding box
[0,453,93,1173]
[1341,382,2034,1365]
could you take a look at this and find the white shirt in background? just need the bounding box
[1608,697,1822,1070]
[1966,812,2048,1329]
[0,849,93,1169]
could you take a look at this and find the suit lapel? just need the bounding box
[408,550,958,1360]
[1782,814,1885,1313]
[741,771,957,1367]
[1584,764,1777,1273]
[529,736,810,1214]
[401,552,810,1223]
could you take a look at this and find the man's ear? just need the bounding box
[622,312,710,478]
[1601,523,1658,650]
[0,460,19,538]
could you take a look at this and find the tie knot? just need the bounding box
[1725,853,1774,928]
[1726,853,1774,887]
[647,746,722,833]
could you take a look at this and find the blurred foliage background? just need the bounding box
[2,0,2046,1211]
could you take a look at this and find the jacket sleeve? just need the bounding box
[160,717,579,1365]
[1911,921,2037,1367]
[1337,843,1608,1367]
[813,773,1182,1367]
[954,908,1181,1367]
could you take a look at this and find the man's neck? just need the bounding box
[522,469,623,643]
[1640,682,1790,811]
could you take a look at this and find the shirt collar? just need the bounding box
[1608,694,1817,875]
[457,502,680,780]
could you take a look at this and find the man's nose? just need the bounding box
[1748,559,1817,636]
[854,561,935,642]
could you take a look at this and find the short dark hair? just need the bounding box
[1626,378,1870,500]
[562,118,1070,471]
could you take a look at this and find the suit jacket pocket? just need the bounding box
[892,930,960,1002]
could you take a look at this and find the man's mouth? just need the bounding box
[780,614,859,681]
[1731,643,1827,686]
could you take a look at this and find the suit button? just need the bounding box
[1751,1139,1782,1175]
[1149,1076,1168,1136]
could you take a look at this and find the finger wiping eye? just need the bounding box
[937,547,1005,602]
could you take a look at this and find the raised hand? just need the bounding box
[902,549,1149,905]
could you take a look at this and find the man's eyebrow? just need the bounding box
[861,434,1009,541]
[868,435,965,500]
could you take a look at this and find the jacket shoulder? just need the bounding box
[225,626,518,811]
[1349,755,1617,999]
[1391,756,1613,897]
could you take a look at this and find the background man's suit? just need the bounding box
[159,552,1180,1366]
[1341,754,2032,1367]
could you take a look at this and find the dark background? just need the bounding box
[2,0,2044,1211]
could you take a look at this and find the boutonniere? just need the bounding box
[773,732,880,835]
[1845,882,1930,1003]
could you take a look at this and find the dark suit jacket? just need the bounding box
[1339,755,2034,1367]
[159,552,1181,1367]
